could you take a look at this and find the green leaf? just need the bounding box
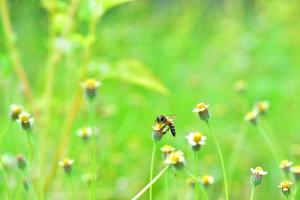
[105,59,169,95]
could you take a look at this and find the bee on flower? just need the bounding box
[255,101,270,115]
[192,103,210,121]
[279,160,293,175]
[201,175,215,187]
[250,167,268,186]
[16,154,27,170]
[165,150,185,169]
[77,127,93,141]
[9,104,23,120]
[186,132,207,151]
[234,80,247,94]
[80,78,101,100]
[17,111,34,130]
[160,145,175,158]
[152,122,169,142]
[278,181,293,197]
[59,158,74,174]
[291,165,300,181]
[245,110,258,125]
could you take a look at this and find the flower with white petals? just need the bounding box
[10,104,23,120]
[291,165,300,181]
[17,111,34,130]
[186,132,207,151]
[165,150,185,169]
[80,78,101,100]
[245,110,258,125]
[192,103,210,121]
[160,145,175,158]
[278,181,293,197]
[255,101,270,115]
[280,160,293,174]
[77,127,92,140]
[250,167,268,186]
[59,158,74,174]
[201,175,215,187]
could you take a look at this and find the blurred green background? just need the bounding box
[1,0,300,199]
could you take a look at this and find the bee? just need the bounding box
[155,115,176,137]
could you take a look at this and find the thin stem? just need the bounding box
[132,165,169,200]
[149,141,157,200]
[206,121,229,200]
[26,131,34,163]
[249,184,255,200]
[194,152,199,200]
[67,174,74,200]
[88,100,96,200]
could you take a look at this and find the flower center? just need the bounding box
[86,79,97,89]
[197,103,206,110]
[193,133,202,142]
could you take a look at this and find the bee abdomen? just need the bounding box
[170,125,176,137]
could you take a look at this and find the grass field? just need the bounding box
[1,0,300,199]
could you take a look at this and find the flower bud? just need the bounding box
[192,103,210,121]
[250,167,268,186]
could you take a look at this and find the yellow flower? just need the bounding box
[250,167,268,186]
[152,122,168,141]
[17,111,34,130]
[80,78,101,99]
[245,110,258,125]
[10,104,23,120]
[165,150,185,169]
[201,175,215,186]
[234,80,247,94]
[160,145,175,155]
[77,127,92,140]
[59,158,74,174]
[255,101,270,115]
[192,102,210,121]
[186,132,207,151]
[278,181,292,196]
[279,160,293,174]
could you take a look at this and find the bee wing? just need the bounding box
[165,114,177,120]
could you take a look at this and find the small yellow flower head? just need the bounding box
[17,112,34,130]
[250,167,268,186]
[152,122,168,142]
[16,154,27,170]
[77,127,92,141]
[278,181,293,197]
[291,165,300,181]
[234,80,247,94]
[10,104,23,120]
[186,132,207,151]
[59,158,74,174]
[186,177,196,188]
[279,160,293,174]
[201,175,215,187]
[165,150,185,169]
[80,78,101,100]
[160,145,175,158]
[245,110,258,125]
[255,101,270,115]
[193,103,210,121]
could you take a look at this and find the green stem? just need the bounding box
[26,131,34,163]
[194,152,199,200]
[149,141,157,200]
[88,100,97,200]
[133,165,169,200]
[249,184,255,200]
[292,184,298,200]
[206,121,229,200]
